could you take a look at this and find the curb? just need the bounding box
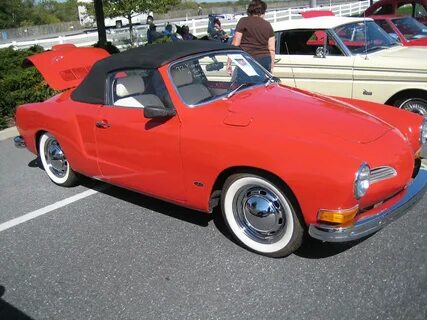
[0,126,18,141]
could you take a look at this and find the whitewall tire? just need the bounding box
[39,133,79,187]
[221,174,304,257]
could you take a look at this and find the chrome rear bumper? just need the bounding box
[309,168,427,242]
[14,136,26,148]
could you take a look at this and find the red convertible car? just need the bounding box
[14,42,427,257]
[372,15,427,46]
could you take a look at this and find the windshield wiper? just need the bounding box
[264,76,281,87]
[227,82,256,99]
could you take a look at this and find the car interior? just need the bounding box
[171,66,213,105]
[278,30,344,56]
[112,70,172,109]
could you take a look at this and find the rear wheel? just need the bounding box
[393,95,427,116]
[39,133,79,187]
[221,173,304,257]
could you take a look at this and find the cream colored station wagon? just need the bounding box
[272,16,427,115]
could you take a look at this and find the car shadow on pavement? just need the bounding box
[0,285,34,320]
[80,179,213,227]
[294,234,373,259]
[27,156,212,227]
[27,157,42,169]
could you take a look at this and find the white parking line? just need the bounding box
[0,189,99,233]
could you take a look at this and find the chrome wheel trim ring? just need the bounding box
[44,136,68,178]
[233,185,287,244]
[399,98,427,116]
[223,176,295,253]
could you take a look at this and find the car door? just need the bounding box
[275,29,354,98]
[95,68,185,201]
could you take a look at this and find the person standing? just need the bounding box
[231,0,275,72]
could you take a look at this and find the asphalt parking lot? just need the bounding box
[0,134,426,320]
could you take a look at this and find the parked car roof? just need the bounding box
[72,41,236,105]
[272,16,373,31]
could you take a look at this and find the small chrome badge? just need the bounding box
[363,89,372,96]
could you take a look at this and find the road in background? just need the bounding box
[0,136,426,319]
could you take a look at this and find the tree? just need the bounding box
[101,0,180,44]
[0,0,78,28]
[0,0,33,29]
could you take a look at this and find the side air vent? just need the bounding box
[369,166,397,184]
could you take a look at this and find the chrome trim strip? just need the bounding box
[369,166,397,184]
[308,168,427,242]
[14,136,26,148]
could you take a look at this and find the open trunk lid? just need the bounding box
[24,44,110,91]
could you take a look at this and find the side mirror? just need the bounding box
[144,105,176,119]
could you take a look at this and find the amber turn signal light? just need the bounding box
[318,206,359,224]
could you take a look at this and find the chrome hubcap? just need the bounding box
[44,137,67,178]
[400,99,427,116]
[233,186,286,244]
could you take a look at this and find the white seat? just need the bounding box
[171,67,212,105]
[114,75,164,108]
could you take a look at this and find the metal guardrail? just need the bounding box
[0,0,370,51]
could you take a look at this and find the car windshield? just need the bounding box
[391,16,427,40]
[170,51,270,106]
[333,21,399,55]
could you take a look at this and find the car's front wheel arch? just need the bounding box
[35,130,47,155]
[211,167,301,210]
[386,89,427,116]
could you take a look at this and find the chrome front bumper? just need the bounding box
[309,168,427,242]
[14,136,26,148]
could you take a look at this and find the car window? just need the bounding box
[278,29,344,56]
[375,19,394,33]
[392,16,427,39]
[109,69,173,109]
[414,3,427,18]
[170,51,270,107]
[397,3,414,16]
[334,21,399,54]
[373,4,393,15]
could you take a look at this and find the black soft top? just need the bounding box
[71,41,237,104]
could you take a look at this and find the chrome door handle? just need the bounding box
[96,121,111,128]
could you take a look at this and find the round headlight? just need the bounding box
[421,118,427,145]
[354,163,370,199]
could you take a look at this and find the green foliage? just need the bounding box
[152,35,172,44]
[102,0,180,18]
[0,0,33,29]
[0,0,78,28]
[0,46,57,130]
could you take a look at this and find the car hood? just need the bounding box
[367,46,427,65]
[224,85,393,144]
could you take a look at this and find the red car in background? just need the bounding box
[372,15,427,46]
[364,0,427,25]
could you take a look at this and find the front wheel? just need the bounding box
[394,96,427,116]
[221,174,304,257]
[39,133,79,187]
